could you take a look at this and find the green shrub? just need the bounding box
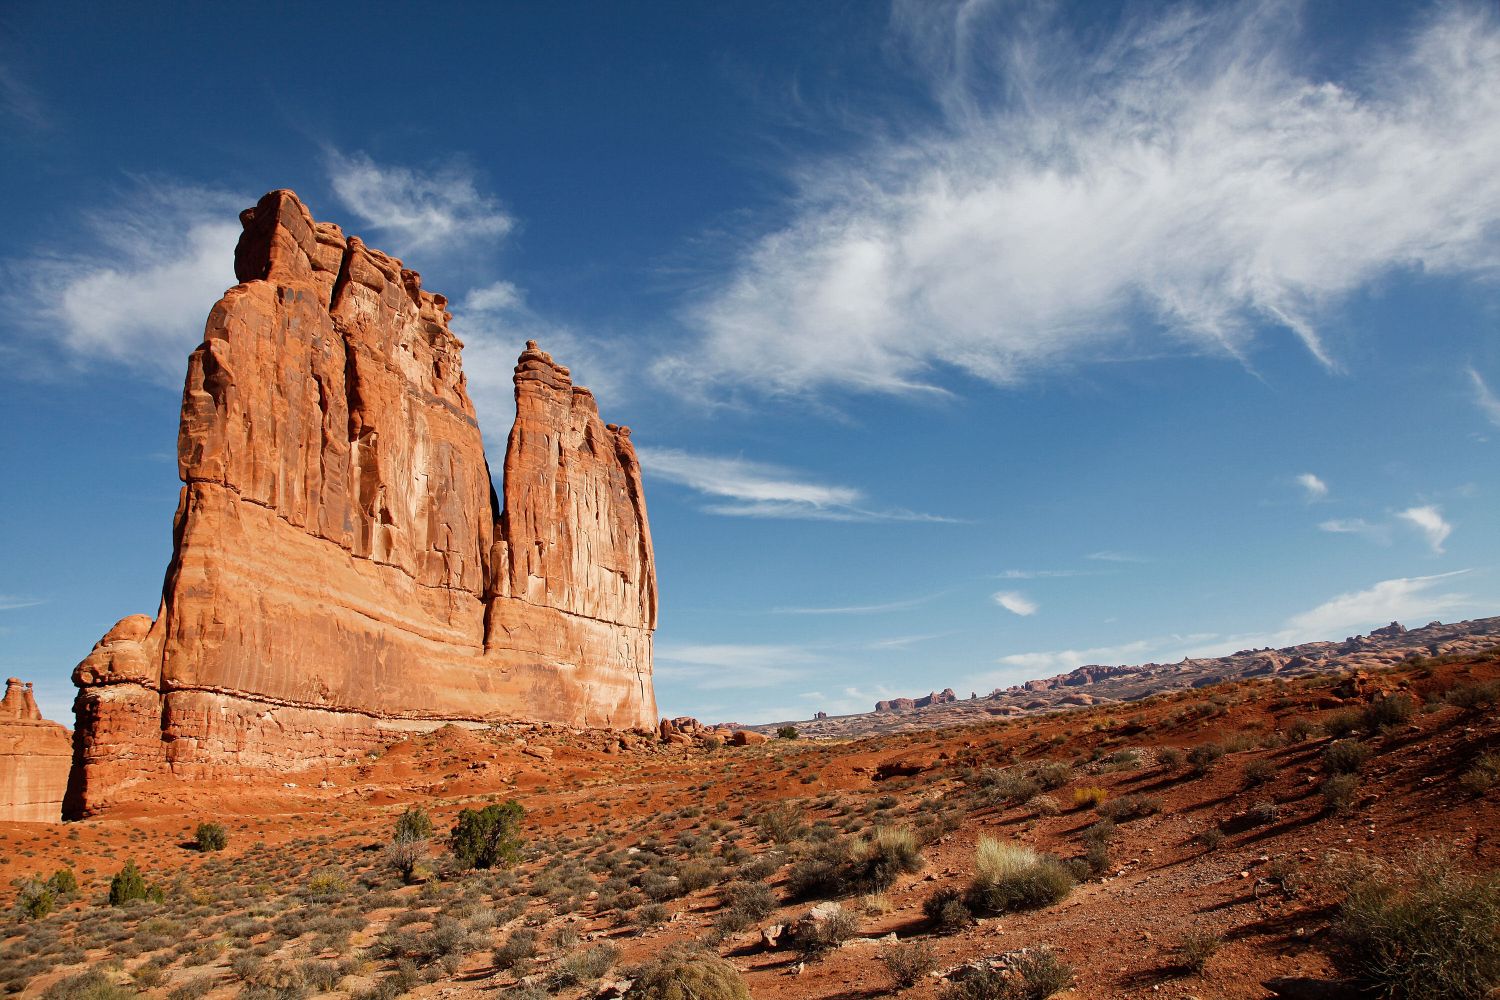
[966,838,1074,915]
[1157,746,1185,768]
[40,971,135,1000]
[194,822,228,852]
[847,826,924,893]
[1187,743,1225,776]
[1323,709,1364,738]
[1362,694,1415,732]
[15,878,56,920]
[47,868,78,895]
[624,944,750,1000]
[450,801,524,869]
[794,907,859,958]
[1445,681,1500,713]
[547,943,619,988]
[881,940,938,988]
[108,859,163,905]
[1286,718,1318,741]
[776,726,799,740]
[1243,759,1276,786]
[1330,849,1500,1000]
[756,804,808,844]
[1323,740,1371,775]
[985,770,1041,805]
[393,807,434,843]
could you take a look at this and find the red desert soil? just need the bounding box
[2,652,1496,1000]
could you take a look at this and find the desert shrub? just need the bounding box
[1101,749,1141,771]
[1362,694,1415,732]
[394,807,434,843]
[966,838,1074,915]
[941,948,1074,1000]
[702,735,723,751]
[776,726,799,740]
[1198,828,1225,851]
[881,939,938,988]
[713,879,776,934]
[1029,794,1061,817]
[983,770,1041,805]
[1323,708,1363,738]
[1097,794,1161,822]
[1246,800,1281,826]
[450,801,524,870]
[756,804,808,844]
[303,962,342,992]
[1081,818,1115,875]
[1322,774,1361,813]
[1243,759,1276,786]
[40,972,135,1000]
[15,879,56,921]
[1071,785,1106,809]
[1458,753,1500,796]
[1285,718,1318,741]
[624,944,750,1000]
[786,839,850,900]
[547,943,619,988]
[1323,740,1371,775]
[194,822,228,852]
[1034,761,1073,789]
[1446,680,1500,713]
[493,928,538,970]
[1329,849,1500,1000]
[1187,743,1224,776]
[1157,746,1185,768]
[108,859,163,905]
[846,826,924,893]
[633,902,669,931]
[794,907,859,958]
[1175,931,1221,975]
[167,978,214,1000]
[47,868,78,895]
[384,838,428,884]
[923,886,973,932]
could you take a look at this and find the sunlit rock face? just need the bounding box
[66,191,657,817]
[0,678,70,822]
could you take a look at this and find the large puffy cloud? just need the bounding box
[665,3,1500,398]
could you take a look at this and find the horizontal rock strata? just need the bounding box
[0,679,70,822]
[67,191,657,816]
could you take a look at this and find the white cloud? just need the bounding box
[636,447,951,521]
[6,183,242,381]
[1468,367,1500,427]
[993,591,1038,616]
[986,638,1161,679]
[1286,571,1470,635]
[0,595,45,611]
[325,150,513,256]
[664,4,1500,398]
[1397,505,1453,554]
[1296,473,1329,501]
[654,643,823,690]
[772,594,936,615]
[1318,518,1391,544]
[997,568,1102,579]
[1087,551,1145,564]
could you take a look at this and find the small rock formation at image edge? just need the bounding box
[65,191,658,817]
[0,679,70,822]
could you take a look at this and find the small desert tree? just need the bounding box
[108,859,162,905]
[450,800,525,870]
[194,822,228,852]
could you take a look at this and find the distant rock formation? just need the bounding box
[875,688,958,713]
[66,190,658,816]
[0,679,70,822]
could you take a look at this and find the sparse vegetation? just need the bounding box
[966,838,1074,914]
[776,726,800,740]
[108,859,163,905]
[941,948,1074,1000]
[881,940,939,988]
[449,800,525,870]
[1324,740,1371,775]
[193,822,228,852]
[625,944,751,1000]
[1176,931,1221,975]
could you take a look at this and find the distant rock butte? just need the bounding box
[875,688,958,713]
[0,678,70,822]
[65,190,658,817]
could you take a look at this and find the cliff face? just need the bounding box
[0,679,70,822]
[66,191,657,816]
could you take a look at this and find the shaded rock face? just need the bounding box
[66,191,657,816]
[0,679,71,822]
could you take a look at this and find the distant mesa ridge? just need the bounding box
[0,678,70,822]
[63,190,659,818]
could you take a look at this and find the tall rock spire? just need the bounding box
[65,191,657,817]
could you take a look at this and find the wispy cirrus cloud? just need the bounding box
[996,568,1104,580]
[325,150,514,257]
[1286,571,1471,634]
[1397,505,1453,554]
[1088,551,1146,564]
[654,643,825,691]
[637,447,952,522]
[663,3,1500,399]
[993,591,1038,616]
[771,593,938,615]
[0,595,46,611]
[1318,518,1391,544]
[1467,366,1500,427]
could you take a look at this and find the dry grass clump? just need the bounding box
[1071,786,1107,809]
[624,944,751,1000]
[1329,849,1500,1000]
[966,838,1074,915]
[881,939,939,988]
[940,948,1074,1000]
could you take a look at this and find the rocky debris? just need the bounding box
[67,190,659,817]
[941,948,1065,983]
[0,678,71,822]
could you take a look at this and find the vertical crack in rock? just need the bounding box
[65,190,658,817]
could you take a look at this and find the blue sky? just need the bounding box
[2,1,1498,726]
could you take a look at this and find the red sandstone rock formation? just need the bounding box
[66,191,657,816]
[874,688,957,713]
[0,679,70,822]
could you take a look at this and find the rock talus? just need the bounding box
[0,679,71,822]
[66,191,657,816]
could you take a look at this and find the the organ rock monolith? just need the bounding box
[66,190,657,816]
